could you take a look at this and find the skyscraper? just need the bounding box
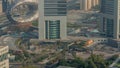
[2,0,8,12]
[80,0,100,11]
[2,0,15,13]
[39,0,67,40]
[100,0,119,39]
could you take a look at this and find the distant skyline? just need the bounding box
[80,0,100,11]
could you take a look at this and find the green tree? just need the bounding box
[59,59,70,66]
[87,54,107,68]
[87,59,97,68]
[72,57,85,68]
[106,54,119,65]
[32,20,38,27]
[20,65,37,68]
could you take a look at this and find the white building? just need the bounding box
[0,46,9,68]
[38,0,67,40]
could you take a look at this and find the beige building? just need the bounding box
[80,0,100,11]
[0,46,9,68]
[0,1,2,13]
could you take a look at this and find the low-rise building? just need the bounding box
[0,46,9,68]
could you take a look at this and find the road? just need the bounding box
[109,55,120,68]
[10,63,45,68]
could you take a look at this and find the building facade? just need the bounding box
[0,46,9,68]
[100,0,120,39]
[39,0,67,40]
[2,0,15,13]
[2,0,8,12]
[0,0,2,13]
[80,0,100,11]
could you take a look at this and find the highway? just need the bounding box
[10,63,45,68]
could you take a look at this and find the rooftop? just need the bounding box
[0,46,8,49]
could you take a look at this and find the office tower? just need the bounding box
[2,0,8,12]
[2,0,15,13]
[80,0,100,11]
[0,46,9,68]
[100,0,119,39]
[39,0,67,40]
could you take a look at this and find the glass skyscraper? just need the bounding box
[100,0,120,39]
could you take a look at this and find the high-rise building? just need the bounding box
[2,0,15,13]
[39,0,67,40]
[100,0,119,39]
[2,0,8,12]
[80,0,100,11]
[0,46,9,68]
